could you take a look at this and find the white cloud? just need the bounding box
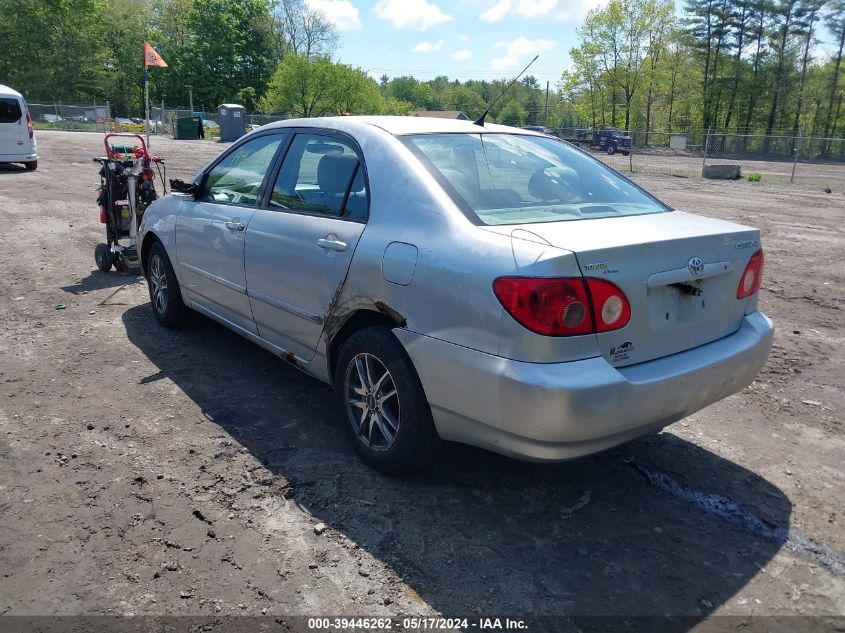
[491,36,555,71]
[306,0,362,30]
[373,0,453,30]
[458,34,470,43]
[412,39,445,53]
[481,0,512,22]
[451,48,472,61]
[480,0,602,23]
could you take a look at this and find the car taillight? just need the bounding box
[585,278,631,332]
[493,277,593,336]
[737,248,764,299]
[26,112,33,139]
[493,276,632,337]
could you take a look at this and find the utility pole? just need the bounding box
[544,81,550,126]
[189,89,194,114]
[791,127,801,183]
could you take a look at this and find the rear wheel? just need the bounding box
[24,161,37,171]
[335,327,441,474]
[147,241,188,327]
[94,243,113,272]
[606,145,616,155]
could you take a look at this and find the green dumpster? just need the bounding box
[173,115,200,140]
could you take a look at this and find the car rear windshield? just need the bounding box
[402,133,667,225]
[0,98,23,124]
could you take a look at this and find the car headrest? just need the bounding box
[528,167,579,201]
[317,154,359,196]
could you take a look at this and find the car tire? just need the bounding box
[94,243,113,272]
[606,145,616,155]
[24,161,37,171]
[146,241,188,327]
[334,327,441,474]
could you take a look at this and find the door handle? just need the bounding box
[317,236,347,252]
[225,218,246,231]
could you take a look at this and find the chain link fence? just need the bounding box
[149,106,287,138]
[553,126,845,190]
[26,106,845,189]
[28,102,113,132]
[27,101,287,139]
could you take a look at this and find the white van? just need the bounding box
[0,85,38,170]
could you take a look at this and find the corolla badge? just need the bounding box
[688,257,704,276]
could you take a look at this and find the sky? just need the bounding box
[306,0,843,88]
[304,0,608,85]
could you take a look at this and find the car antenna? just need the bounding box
[474,54,540,127]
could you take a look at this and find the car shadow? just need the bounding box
[122,304,791,624]
[0,163,34,175]
[61,270,143,297]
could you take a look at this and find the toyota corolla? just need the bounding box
[138,116,773,473]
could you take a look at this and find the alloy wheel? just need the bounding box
[344,353,400,451]
[149,254,169,314]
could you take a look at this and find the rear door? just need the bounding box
[175,132,286,334]
[244,131,368,360]
[0,96,27,157]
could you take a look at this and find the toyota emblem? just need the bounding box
[688,257,704,276]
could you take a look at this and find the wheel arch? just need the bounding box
[326,308,405,383]
[140,231,161,275]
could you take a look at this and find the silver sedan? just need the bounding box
[138,116,773,473]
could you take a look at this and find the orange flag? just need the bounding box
[144,42,168,68]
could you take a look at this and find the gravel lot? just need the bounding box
[0,131,843,629]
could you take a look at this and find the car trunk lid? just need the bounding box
[487,210,761,366]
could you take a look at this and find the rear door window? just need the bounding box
[0,98,23,123]
[269,134,368,220]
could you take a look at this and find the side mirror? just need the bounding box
[170,178,197,197]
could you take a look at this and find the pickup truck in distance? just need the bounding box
[575,128,632,156]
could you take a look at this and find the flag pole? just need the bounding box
[143,42,167,148]
[144,68,151,149]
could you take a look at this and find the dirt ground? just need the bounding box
[0,131,843,630]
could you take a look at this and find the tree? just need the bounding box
[259,54,381,116]
[561,39,606,127]
[720,0,756,132]
[104,0,153,116]
[642,0,675,133]
[823,0,845,137]
[582,0,674,130]
[272,0,337,59]
[178,0,275,109]
[497,101,527,126]
[790,0,826,143]
[684,0,732,130]
[0,0,112,102]
[447,85,486,119]
[147,0,275,110]
[764,0,803,137]
[739,0,768,134]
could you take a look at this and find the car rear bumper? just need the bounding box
[0,150,37,163]
[395,311,773,461]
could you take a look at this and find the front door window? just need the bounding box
[199,135,284,206]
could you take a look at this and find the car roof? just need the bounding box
[260,115,537,137]
[0,85,24,98]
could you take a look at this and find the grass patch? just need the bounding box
[747,172,762,182]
